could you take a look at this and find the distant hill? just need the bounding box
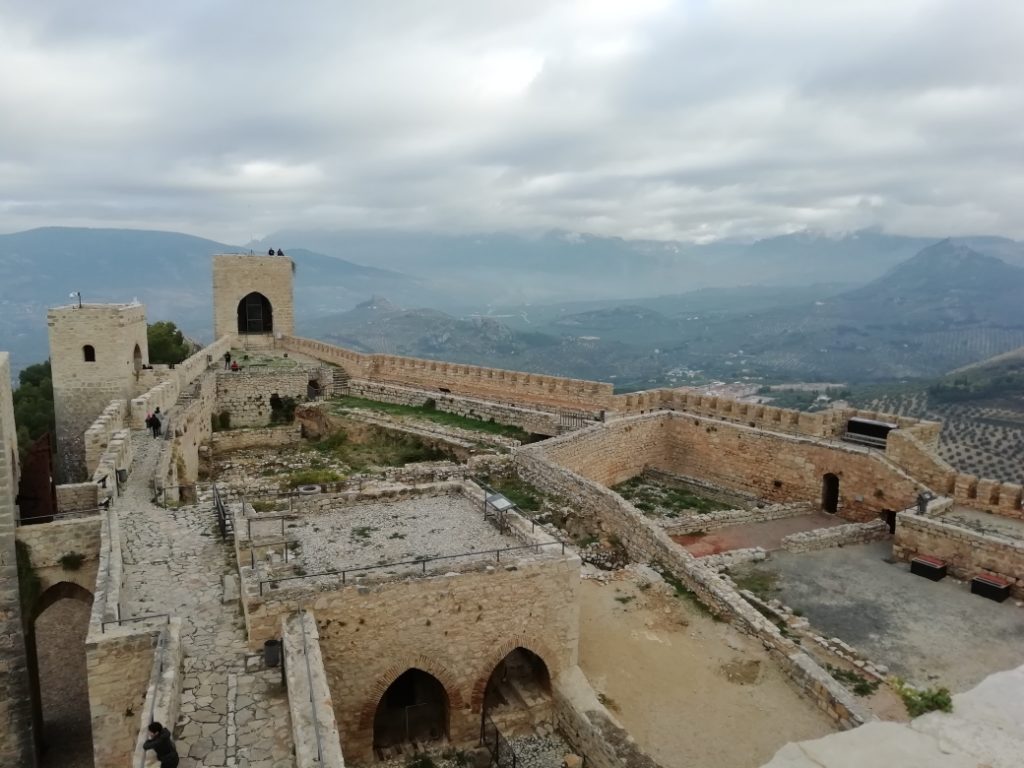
[0,227,421,373]
[311,297,661,387]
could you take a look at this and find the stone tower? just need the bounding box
[212,253,295,345]
[48,303,149,481]
[0,352,36,766]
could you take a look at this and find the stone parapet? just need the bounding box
[283,611,346,768]
[56,481,101,513]
[131,619,184,768]
[781,520,891,553]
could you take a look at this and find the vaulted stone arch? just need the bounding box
[358,655,465,732]
[470,635,560,713]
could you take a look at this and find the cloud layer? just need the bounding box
[1,0,1022,243]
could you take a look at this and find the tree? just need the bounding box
[12,361,55,459]
[147,321,193,365]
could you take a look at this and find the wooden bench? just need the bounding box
[971,573,1011,603]
[910,555,947,581]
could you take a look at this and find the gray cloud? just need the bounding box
[0,0,1022,243]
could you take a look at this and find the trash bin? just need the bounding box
[264,638,282,668]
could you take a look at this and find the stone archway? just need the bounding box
[470,636,560,714]
[372,669,450,757]
[26,582,94,763]
[237,292,273,334]
[133,343,142,374]
[822,473,840,514]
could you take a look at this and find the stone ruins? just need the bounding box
[2,251,1023,768]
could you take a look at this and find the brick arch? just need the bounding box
[470,635,560,713]
[357,655,465,731]
[32,580,94,623]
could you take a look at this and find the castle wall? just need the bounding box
[213,253,295,340]
[0,352,36,767]
[48,304,148,480]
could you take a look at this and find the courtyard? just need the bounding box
[730,540,1024,692]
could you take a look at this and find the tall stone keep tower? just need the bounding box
[48,303,149,481]
[212,253,295,346]
[0,352,36,766]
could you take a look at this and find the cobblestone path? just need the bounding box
[120,430,295,768]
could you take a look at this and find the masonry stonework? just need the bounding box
[213,253,295,341]
[48,303,149,480]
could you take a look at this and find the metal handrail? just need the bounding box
[101,613,170,633]
[259,540,566,595]
[299,614,324,763]
[15,506,107,526]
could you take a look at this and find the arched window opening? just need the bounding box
[133,343,142,373]
[822,473,840,514]
[237,292,273,334]
[373,669,449,758]
[82,345,95,362]
[482,648,552,735]
[28,582,94,760]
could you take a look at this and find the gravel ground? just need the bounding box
[731,540,1024,691]
[36,599,94,768]
[294,493,520,574]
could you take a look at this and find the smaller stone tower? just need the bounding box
[48,303,149,481]
[212,253,295,345]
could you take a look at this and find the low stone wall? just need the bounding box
[84,399,127,473]
[90,506,124,629]
[893,512,1024,598]
[86,625,161,768]
[131,618,184,768]
[658,503,813,536]
[781,520,890,553]
[514,447,869,730]
[344,379,563,436]
[553,666,661,768]
[283,611,346,768]
[56,482,100,513]
[90,427,132,500]
[641,468,757,507]
[211,424,303,454]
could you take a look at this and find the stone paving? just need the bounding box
[120,430,295,768]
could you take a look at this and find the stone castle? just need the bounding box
[2,252,1023,768]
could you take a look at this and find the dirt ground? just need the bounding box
[36,599,94,768]
[673,512,847,556]
[577,570,835,768]
[732,541,1024,692]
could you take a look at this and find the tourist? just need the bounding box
[224,350,231,370]
[231,360,240,372]
[145,412,155,436]
[276,248,284,255]
[143,721,179,768]
[153,407,163,437]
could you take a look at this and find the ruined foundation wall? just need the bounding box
[210,424,303,454]
[893,512,1024,598]
[215,369,310,427]
[0,352,35,766]
[251,556,579,762]
[56,482,100,513]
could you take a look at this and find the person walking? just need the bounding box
[153,407,163,438]
[224,350,231,370]
[143,721,179,767]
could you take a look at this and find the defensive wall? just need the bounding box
[215,367,318,427]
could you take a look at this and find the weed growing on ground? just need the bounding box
[827,666,881,697]
[330,394,531,440]
[893,679,953,717]
[475,473,544,512]
[286,468,345,488]
[731,569,779,601]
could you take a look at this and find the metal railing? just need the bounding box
[15,504,108,526]
[213,483,230,539]
[299,614,324,764]
[101,612,170,633]
[259,539,566,595]
[480,712,518,768]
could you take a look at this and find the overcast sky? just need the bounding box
[1,0,1022,244]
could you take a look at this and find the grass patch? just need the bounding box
[893,679,953,717]
[330,394,530,440]
[249,499,282,513]
[613,475,733,517]
[731,569,779,601]
[313,427,450,471]
[476,474,544,512]
[286,468,345,488]
[827,666,881,697]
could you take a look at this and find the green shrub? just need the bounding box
[59,551,86,571]
[894,679,953,717]
[286,469,345,488]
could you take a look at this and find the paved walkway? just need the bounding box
[120,430,295,768]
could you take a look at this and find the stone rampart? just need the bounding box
[283,611,346,768]
[280,335,614,412]
[893,511,1024,598]
[84,399,127,473]
[344,378,563,435]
